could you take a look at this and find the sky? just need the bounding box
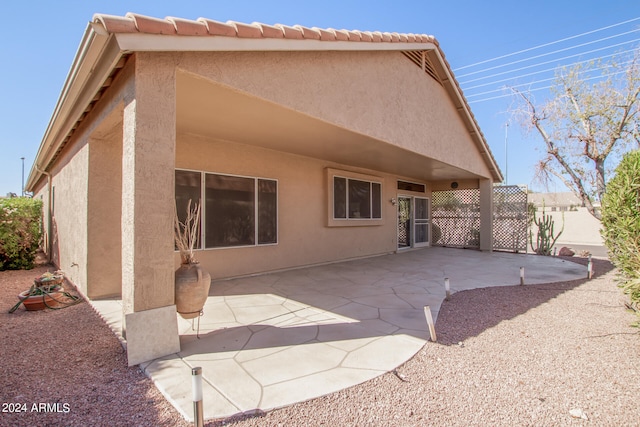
[1,0,639,196]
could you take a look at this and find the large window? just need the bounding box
[333,176,382,220]
[175,170,277,249]
[175,170,202,249]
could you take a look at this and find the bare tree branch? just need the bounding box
[509,48,640,220]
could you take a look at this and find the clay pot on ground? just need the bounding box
[18,286,66,311]
[175,263,211,319]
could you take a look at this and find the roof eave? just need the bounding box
[26,16,502,190]
[114,33,438,52]
[26,25,124,191]
[431,48,504,183]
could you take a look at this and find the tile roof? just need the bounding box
[26,13,504,190]
[92,12,438,45]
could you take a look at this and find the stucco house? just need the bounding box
[26,13,502,365]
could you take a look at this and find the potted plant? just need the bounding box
[9,271,68,312]
[174,200,211,319]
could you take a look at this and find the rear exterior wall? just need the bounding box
[176,134,431,279]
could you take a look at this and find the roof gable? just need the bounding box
[27,13,502,190]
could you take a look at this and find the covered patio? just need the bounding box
[90,247,586,421]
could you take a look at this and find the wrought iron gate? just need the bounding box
[431,185,528,252]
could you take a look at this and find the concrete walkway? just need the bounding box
[90,247,587,422]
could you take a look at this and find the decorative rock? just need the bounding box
[558,247,575,257]
[569,408,588,420]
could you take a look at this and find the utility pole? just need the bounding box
[21,157,25,197]
[504,122,509,185]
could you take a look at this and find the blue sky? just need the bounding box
[1,1,639,196]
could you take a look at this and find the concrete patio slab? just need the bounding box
[89,247,587,422]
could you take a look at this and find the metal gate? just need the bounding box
[431,185,528,252]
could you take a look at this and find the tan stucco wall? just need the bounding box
[120,53,177,314]
[33,179,51,263]
[48,143,90,294]
[174,50,492,179]
[31,58,135,299]
[87,111,123,299]
[176,134,433,279]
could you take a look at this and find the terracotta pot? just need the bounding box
[18,287,65,311]
[34,276,64,287]
[175,263,211,319]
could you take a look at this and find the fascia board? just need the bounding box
[114,33,437,53]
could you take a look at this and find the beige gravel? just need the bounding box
[1,257,638,427]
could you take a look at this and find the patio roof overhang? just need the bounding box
[26,13,503,191]
[177,71,481,181]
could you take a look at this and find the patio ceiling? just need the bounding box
[176,71,480,182]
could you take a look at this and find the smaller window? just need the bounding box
[397,181,425,193]
[333,176,382,220]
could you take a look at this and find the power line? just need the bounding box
[454,17,640,105]
[462,46,638,90]
[459,41,640,86]
[457,28,640,79]
[467,69,633,104]
[463,52,638,95]
[454,16,640,71]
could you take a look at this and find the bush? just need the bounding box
[0,197,43,270]
[601,150,640,307]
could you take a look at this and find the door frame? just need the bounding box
[397,194,431,250]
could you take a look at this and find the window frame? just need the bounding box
[326,168,384,227]
[175,168,278,251]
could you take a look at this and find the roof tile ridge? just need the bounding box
[380,32,393,42]
[351,30,372,42]
[92,13,138,33]
[252,22,284,38]
[197,18,237,37]
[274,24,304,40]
[370,31,384,42]
[327,28,350,41]
[343,29,362,41]
[293,25,321,40]
[166,16,208,36]
[311,27,337,41]
[227,20,263,38]
[125,12,176,35]
[388,32,401,42]
[406,34,417,43]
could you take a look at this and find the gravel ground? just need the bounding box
[1,257,638,427]
[0,264,189,427]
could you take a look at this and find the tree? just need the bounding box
[512,49,640,219]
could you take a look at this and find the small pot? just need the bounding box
[18,287,65,311]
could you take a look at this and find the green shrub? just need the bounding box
[601,150,640,307]
[0,197,43,270]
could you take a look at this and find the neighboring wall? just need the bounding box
[532,207,604,246]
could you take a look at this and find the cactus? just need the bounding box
[529,208,564,256]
